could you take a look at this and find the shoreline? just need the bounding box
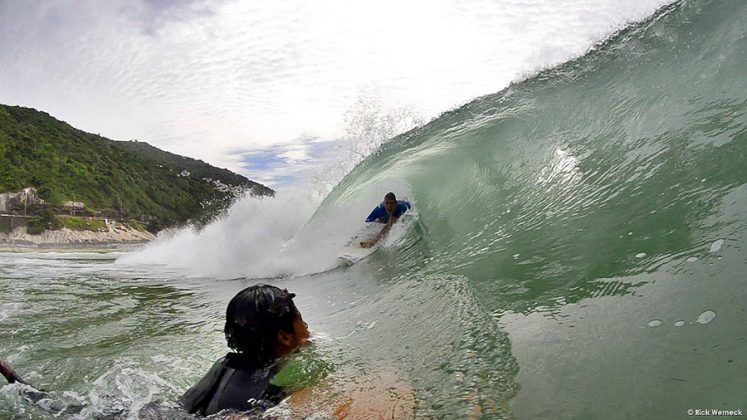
[0,226,155,252]
[0,241,150,253]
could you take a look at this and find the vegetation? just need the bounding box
[127,219,147,232]
[26,209,62,235]
[57,216,106,231]
[0,104,273,231]
[110,140,266,191]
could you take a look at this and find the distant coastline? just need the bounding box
[0,224,155,250]
[0,104,273,235]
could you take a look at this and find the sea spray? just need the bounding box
[118,94,423,278]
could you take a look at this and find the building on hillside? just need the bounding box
[0,187,45,214]
[64,201,85,210]
[63,201,85,216]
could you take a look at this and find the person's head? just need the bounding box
[224,284,310,367]
[384,192,397,214]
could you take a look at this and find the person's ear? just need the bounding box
[277,330,295,347]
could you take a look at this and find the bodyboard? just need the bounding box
[338,223,381,264]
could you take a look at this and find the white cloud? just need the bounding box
[0,0,673,184]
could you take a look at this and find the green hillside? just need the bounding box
[108,139,267,192]
[0,104,273,229]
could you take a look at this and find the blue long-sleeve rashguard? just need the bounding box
[365,200,411,223]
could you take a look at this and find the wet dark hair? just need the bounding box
[384,192,396,201]
[224,284,300,367]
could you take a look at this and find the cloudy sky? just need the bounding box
[0,0,671,187]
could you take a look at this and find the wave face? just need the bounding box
[106,1,747,418]
[309,1,747,416]
[323,0,746,304]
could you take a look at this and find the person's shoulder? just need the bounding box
[366,204,385,222]
[207,355,231,374]
[181,355,232,414]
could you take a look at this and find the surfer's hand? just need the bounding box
[360,240,371,248]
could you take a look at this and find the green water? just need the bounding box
[319,0,747,416]
[2,1,747,418]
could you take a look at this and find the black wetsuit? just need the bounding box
[181,353,286,416]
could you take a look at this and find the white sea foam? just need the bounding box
[118,94,418,279]
[696,310,716,325]
[118,177,414,279]
[118,189,323,279]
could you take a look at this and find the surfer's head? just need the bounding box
[224,284,309,367]
[384,192,397,214]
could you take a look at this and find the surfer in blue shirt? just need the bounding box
[361,192,411,248]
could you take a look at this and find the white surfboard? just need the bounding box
[338,223,381,264]
[338,212,416,265]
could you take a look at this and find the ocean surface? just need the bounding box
[2,1,746,418]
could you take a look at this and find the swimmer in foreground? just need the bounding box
[3,285,413,418]
[1,287,303,417]
[183,284,415,418]
[181,284,309,416]
[360,192,411,248]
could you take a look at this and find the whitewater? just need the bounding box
[2,0,747,418]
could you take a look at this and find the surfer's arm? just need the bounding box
[360,217,397,248]
[0,357,26,384]
[286,369,414,419]
[0,356,61,408]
